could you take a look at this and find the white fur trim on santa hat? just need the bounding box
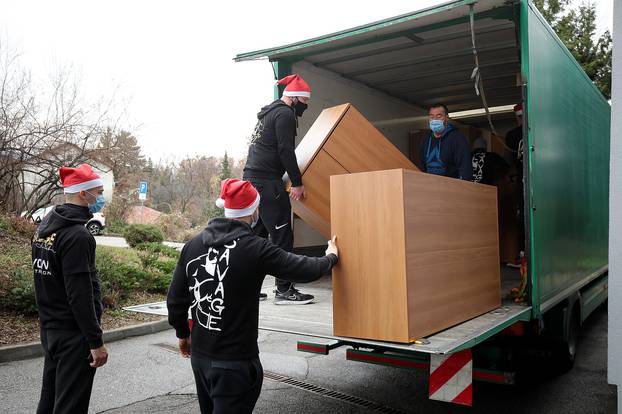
[283,90,311,98]
[223,193,260,218]
[63,178,105,193]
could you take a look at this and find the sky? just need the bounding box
[0,0,614,163]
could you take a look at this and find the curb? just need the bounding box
[0,319,171,363]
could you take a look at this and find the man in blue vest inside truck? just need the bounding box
[420,103,473,181]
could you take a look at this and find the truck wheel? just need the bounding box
[87,222,102,236]
[553,306,580,372]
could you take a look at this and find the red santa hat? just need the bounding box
[278,74,311,98]
[514,103,523,116]
[59,163,104,194]
[215,179,260,218]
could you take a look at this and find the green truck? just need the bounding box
[232,0,610,405]
[127,0,610,406]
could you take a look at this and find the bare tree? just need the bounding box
[0,43,116,216]
[174,158,200,214]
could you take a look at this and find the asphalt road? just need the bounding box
[0,303,615,413]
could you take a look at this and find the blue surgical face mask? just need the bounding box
[86,192,106,214]
[251,211,259,228]
[429,119,445,134]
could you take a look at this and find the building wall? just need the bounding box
[21,160,114,209]
[608,0,622,408]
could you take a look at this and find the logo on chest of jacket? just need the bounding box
[32,232,57,253]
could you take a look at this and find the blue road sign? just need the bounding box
[139,181,147,200]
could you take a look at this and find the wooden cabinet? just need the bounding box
[292,103,418,239]
[330,169,501,342]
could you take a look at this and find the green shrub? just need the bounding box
[0,267,37,315]
[153,259,177,274]
[0,216,8,231]
[0,239,31,274]
[0,229,37,314]
[96,247,173,307]
[137,250,161,272]
[135,242,180,259]
[123,224,164,248]
[106,220,127,236]
[156,213,191,242]
[143,271,172,293]
[96,245,141,267]
[0,234,172,314]
[97,249,147,307]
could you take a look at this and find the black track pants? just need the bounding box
[37,329,96,414]
[191,356,263,414]
[244,177,294,292]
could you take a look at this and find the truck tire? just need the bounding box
[552,306,580,373]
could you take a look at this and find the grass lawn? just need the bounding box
[1,225,174,347]
[0,292,165,346]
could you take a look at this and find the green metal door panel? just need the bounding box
[523,2,610,315]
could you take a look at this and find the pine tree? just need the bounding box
[219,152,232,182]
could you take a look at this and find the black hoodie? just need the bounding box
[419,124,473,180]
[243,100,303,186]
[167,218,337,360]
[32,204,103,349]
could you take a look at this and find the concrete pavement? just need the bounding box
[0,303,615,413]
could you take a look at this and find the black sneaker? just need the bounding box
[274,287,314,305]
[259,292,268,301]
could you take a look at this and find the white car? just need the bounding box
[26,206,106,236]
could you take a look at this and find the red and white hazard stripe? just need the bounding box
[429,349,473,406]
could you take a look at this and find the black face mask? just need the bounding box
[293,100,308,117]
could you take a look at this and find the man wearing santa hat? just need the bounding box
[243,74,316,304]
[504,103,524,165]
[167,178,338,413]
[32,163,109,414]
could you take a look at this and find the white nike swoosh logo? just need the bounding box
[275,223,288,230]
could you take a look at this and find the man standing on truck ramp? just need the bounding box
[243,74,316,304]
[420,103,473,181]
[32,163,109,414]
[167,178,338,414]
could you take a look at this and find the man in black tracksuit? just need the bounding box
[471,138,509,185]
[243,73,315,304]
[167,178,338,413]
[33,164,108,414]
